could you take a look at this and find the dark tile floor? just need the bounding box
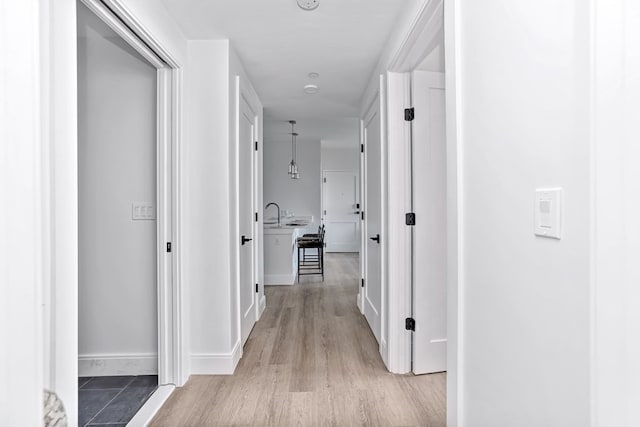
[78,375,158,426]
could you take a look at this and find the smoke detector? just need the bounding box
[297,0,319,11]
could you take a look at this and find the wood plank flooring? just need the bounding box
[150,253,446,426]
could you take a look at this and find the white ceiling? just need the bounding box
[160,0,408,134]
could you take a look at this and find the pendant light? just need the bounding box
[288,120,301,179]
[291,131,300,180]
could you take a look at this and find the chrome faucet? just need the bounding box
[265,202,280,226]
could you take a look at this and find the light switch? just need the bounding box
[132,203,156,220]
[534,188,562,239]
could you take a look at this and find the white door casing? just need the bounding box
[239,88,258,346]
[411,71,447,374]
[323,170,360,253]
[363,95,383,344]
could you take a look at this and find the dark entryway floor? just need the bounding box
[78,375,158,426]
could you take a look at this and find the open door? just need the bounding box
[239,89,258,346]
[411,70,447,374]
[363,96,383,343]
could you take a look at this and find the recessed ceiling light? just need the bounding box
[304,84,319,94]
[308,72,320,79]
[297,0,319,11]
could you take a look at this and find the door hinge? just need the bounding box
[255,141,258,151]
[323,177,327,183]
[324,210,327,215]
[255,212,258,222]
[405,213,416,226]
[405,317,415,331]
[166,242,172,253]
[361,278,365,288]
[255,283,259,293]
[404,107,415,122]
[360,143,364,153]
[356,203,360,209]
[361,211,365,221]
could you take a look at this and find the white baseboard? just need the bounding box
[258,295,267,319]
[190,340,242,375]
[78,353,157,377]
[126,384,174,427]
[265,273,296,285]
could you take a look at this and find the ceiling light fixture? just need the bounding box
[308,72,319,79]
[304,84,319,94]
[297,0,319,11]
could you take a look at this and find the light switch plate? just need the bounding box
[132,203,155,220]
[534,188,562,239]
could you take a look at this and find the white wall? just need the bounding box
[186,40,263,373]
[320,118,360,172]
[0,0,45,423]
[456,1,591,425]
[77,3,158,374]
[185,40,233,363]
[263,139,321,231]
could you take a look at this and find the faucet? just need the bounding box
[265,202,281,226]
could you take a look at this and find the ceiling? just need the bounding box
[160,0,409,130]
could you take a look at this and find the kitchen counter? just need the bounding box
[263,216,314,285]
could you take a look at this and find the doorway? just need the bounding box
[322,170,361,253]
[75,0,182,424]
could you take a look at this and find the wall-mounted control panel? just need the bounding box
[132,203,155,220]
[534,188,562,239]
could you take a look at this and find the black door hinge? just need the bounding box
[255,212,258,222]
[405,213,416,226]
[360,143,364,153]
[324,210,327,215]
[405,317,415,331]
[361,211,365,221]
[255,141,258,151]
[356,203,360,209]
[404,107,415,122]
[166,242,172,253]
[323,177,327,183]
[361,278,365,288]
[255,283,259,293]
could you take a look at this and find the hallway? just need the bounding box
[150,254,446,426]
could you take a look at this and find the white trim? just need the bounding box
[126,384,175,427]
[190,340,242,375]
[78,354,158,377]
[385,71,412,374]
[258,295,267,318]
[265,274,297,286]
[358,119,366,314]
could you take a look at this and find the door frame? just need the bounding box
[321,169,360,253]
[47,0,186,421]
[234,75,264,354]
[77,0,185,386]
[382,0,463,423]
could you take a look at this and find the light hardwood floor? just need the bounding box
[151,253,446,426]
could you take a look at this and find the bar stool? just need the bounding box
[296,227,325,282]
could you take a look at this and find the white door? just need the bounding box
[239,93,257,346]
[363,98,382,343]
[411,71,447,374]
[323,170,360,252]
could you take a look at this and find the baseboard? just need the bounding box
[190,340,242,375]
[264,273,295,285]
[78,353,157,377]
[127,384,174,427]
[258,295,267,319]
